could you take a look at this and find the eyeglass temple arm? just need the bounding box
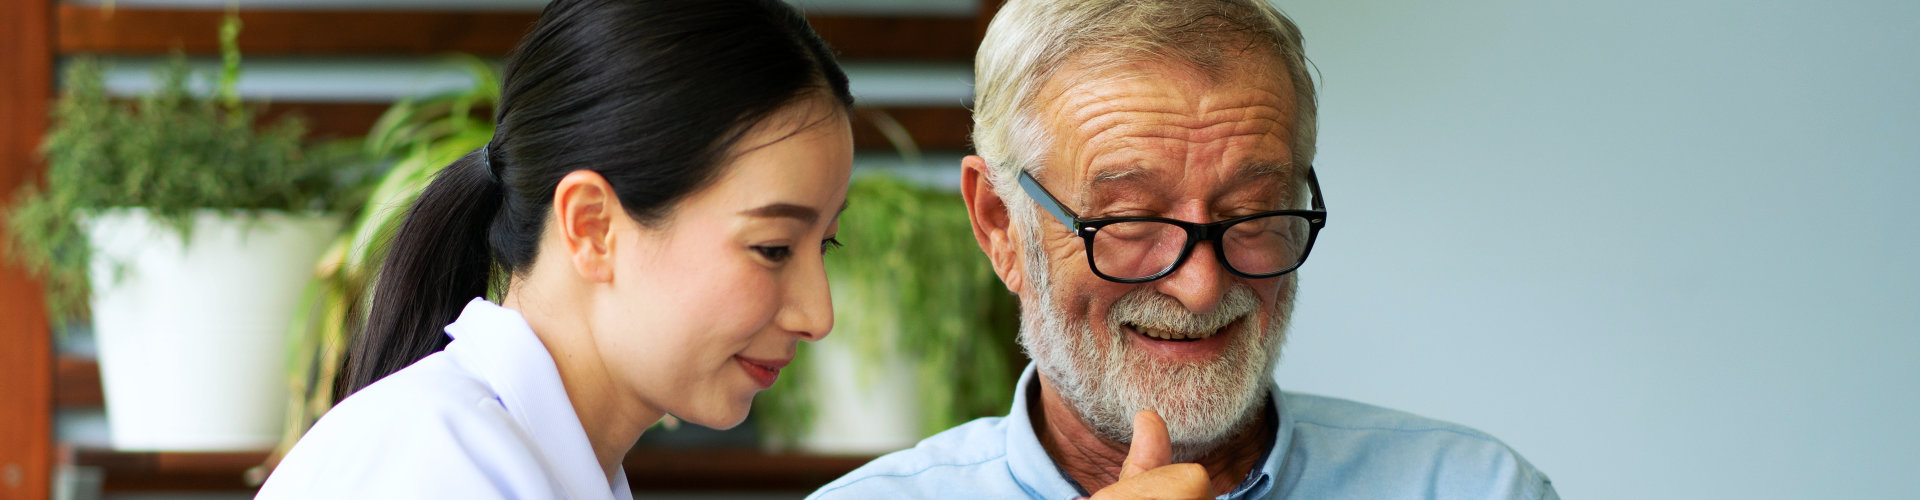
[1018,170,1081,230]
[1306,167,1326,212]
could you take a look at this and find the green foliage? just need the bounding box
[2,44,376,322]
[758,173,1023,446]
[270,55,499,470]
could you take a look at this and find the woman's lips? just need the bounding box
[734,355,789,389]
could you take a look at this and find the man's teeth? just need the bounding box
[1132,323,1215,340]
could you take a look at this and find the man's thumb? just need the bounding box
[1118,410,1173,479]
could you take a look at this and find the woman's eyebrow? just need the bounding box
[742,203,819,224]
[741,201,848,224]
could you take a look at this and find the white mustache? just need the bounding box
[1108,285,1260,337]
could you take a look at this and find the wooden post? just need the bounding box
[975,0,1005,46]
[0,0,55,497]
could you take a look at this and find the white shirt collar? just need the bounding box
[443,298,635,500]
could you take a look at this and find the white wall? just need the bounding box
[1271,0,1920,498]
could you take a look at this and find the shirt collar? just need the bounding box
[443,298,634,500]
[1002,363,1292,500]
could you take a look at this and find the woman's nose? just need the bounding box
[780,255,834,341]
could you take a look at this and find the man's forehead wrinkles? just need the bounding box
[1073,107,1286,143]
[1063,86,1281,117]
[1204,105,1288,127]
[1199,86,1291,114]
[1067,99,1188,135]
[1077,115,1281,150]
[1073,125,1284,182]
[1082,126,1283,170]
[1081,121,1189,154]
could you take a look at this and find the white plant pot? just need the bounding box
[796,338,924,455]
[85,208,341,451]
[793,281,924,455]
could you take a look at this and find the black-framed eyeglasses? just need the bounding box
[1018,168,1327,284]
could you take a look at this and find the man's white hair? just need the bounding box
[973,0,1318,221]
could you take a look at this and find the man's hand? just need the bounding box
[1088,410,1210,500]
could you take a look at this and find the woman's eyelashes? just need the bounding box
[752,245,793,263]
[752,236,840,264]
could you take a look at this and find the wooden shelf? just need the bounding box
[64,445,875,493]
[58,353,879,491]
[22,102,967,163]
[55,354,101,409]
[51,4,981,151]
[57,5,976,61]
[853,106,973,152]
[63,446,269,493]
[58,6,536,56]
[622,448,876,491]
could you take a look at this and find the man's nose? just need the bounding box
[1153,240,1229,315]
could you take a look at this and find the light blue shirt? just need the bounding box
[811,364,1556,500]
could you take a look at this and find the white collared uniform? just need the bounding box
[258,298,632,500]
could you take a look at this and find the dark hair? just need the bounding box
[343,0,854,397]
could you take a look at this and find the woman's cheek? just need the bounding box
[722,271,784,341]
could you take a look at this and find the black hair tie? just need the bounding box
[480,143,503,185]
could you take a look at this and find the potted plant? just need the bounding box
[756,172,1025,454]
[2,19,374,450]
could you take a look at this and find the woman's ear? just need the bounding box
[552,170,621,283]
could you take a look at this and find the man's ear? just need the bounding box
[552,169,619,283]
[961,155,1024,295]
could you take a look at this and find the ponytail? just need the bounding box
[343,148,503,397]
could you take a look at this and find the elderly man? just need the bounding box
[813,1,1556,498]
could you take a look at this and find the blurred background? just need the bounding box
[0,0,1913,499]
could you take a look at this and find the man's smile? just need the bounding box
[1120,317,1244,363]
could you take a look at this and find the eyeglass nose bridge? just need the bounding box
[1171,219,1235,280]
[1076,218,1232,283]
[1187,219,1223,244]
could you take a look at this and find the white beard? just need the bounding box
[1015,217,1291,462]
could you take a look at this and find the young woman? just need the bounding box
[257,0,854,497]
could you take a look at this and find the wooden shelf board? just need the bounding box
[853,106,973,152]
[56,5,976,61]
[16,103,967,164]
[54,354,100,408]
[623,448,878,490]
[64,445,875,492]
[63,446,268,493]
